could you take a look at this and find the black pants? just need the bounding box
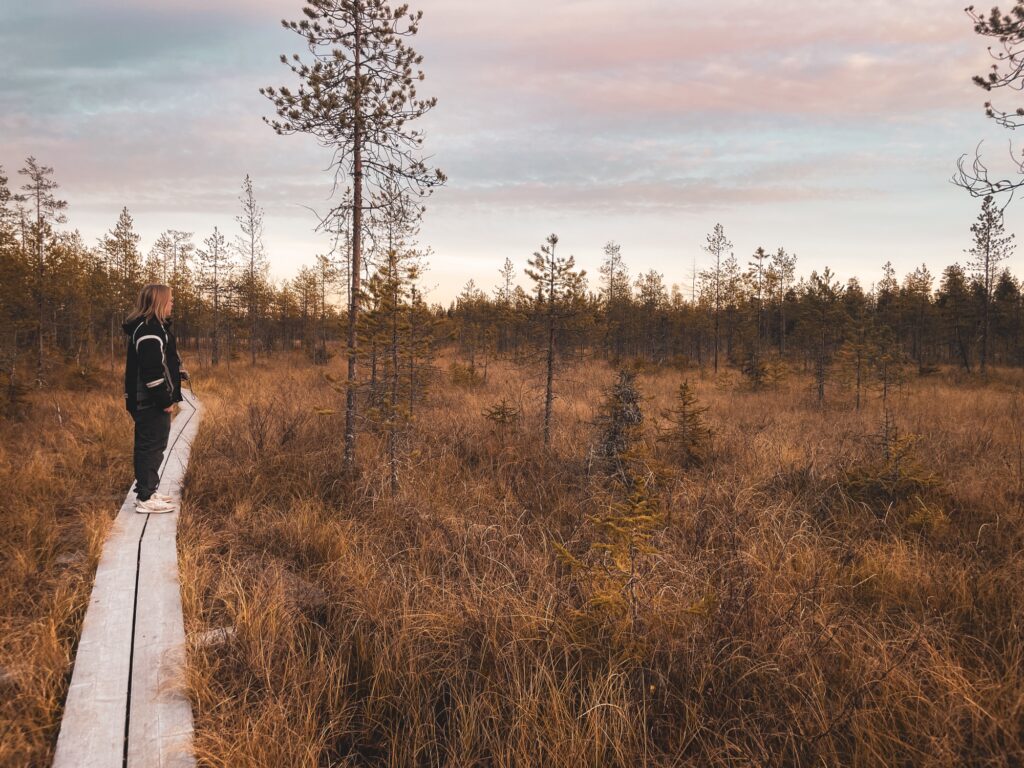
[132,406,171,501]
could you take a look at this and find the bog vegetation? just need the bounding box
[0,378,131,766]
[177,353,1023,767]
[3,0,1024,765]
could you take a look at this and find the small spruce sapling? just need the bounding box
[482,397,521,430]
[594,368,644,482]
[658,379,712,467]
[557,369,666,655]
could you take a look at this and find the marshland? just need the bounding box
[3,1,1024,766]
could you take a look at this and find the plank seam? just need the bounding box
[123,513,150,768]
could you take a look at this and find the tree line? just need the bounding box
[2,155,1021,404]
[0,159,359,390]
[442,195,1021,436]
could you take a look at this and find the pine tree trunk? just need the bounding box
[408,334,416,418]
[212,288,220,366]
[713,257,721,374]
[780,300,786,357]
[817,329,826,404]
[344,9,363,470]
[544,305,555,446]
[36,225,44,385]
[389,276,399,495]
[981,272,990,375]
[250,277,257,366]
[713,308,719,374]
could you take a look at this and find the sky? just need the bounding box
[1,0,1022,305]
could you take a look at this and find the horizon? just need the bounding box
[3,0,1023,305]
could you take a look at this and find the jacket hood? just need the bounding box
[122,316,172,335]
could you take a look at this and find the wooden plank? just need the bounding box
[52,494,145,767]
[53,396,202,768]
[128,397,201,768]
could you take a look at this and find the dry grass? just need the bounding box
[0,366,133,767]
[171,351,1022,766]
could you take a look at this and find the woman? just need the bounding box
[122,284,186,514]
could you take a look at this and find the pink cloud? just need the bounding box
[432,177,874,215]
[416,0,988,119]
[72,0,988,121]
[423,0,971,60]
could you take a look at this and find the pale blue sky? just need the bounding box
[1,0,1020,304]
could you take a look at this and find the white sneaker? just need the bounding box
[135,497,177,514]
[151,492,176,503]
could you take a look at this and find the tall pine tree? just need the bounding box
[525,233,586,446]
[262,0,446,470]
[967,194,1015,373]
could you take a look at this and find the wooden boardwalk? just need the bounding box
[53,394,202,768]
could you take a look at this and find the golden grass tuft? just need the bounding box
[0,368,133,767]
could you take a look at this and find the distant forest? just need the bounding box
[0,156,1021,405]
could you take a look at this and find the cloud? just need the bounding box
[417,2,985,124]
[432,176,876,215]
[0,0,1001,302]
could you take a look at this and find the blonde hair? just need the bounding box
[126,284,173,324]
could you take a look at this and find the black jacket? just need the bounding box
[123,316,183,413]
